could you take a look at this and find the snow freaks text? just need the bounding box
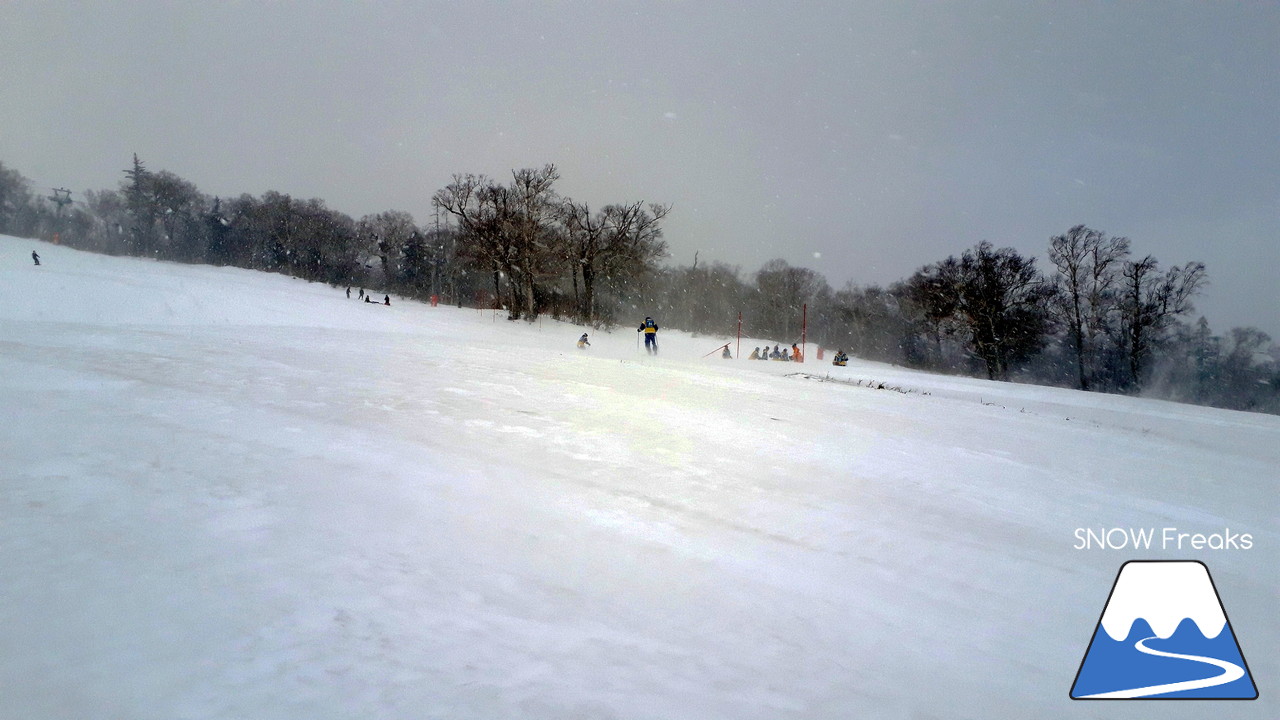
[1073,527,1253,551]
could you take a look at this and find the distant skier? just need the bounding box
[577,333,591,349]
[721,345,732,359]
[832,350,849,367]
[749,347,761,360]
[770,345,782,360]
[364,296,373,303]
[31,250,40,266]
[384,295,390,306]
[637,316,659,355]
[781,349,791,362]
[358,287,365,300]
[346,286,351,299]
[792,343,803,362]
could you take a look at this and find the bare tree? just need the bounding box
[826,283,915,364]
[595,201,669,322]
[82,189,130,254]
[752,259,830,341]
[149,170,205,261]
[1119,255,1207,389]
[0,160,33,236]
[911,243,1051,380]
[561,201,608,322]
[1047,225,1130,389]
[357,210,417,286]
[961,243,1053,380]
[506,164,563,320]
[904,257,965,368]
[433,174,517,315]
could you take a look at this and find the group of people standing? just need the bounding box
[747,344,850,366]
[748,344,804,362]
[346,286,390,306]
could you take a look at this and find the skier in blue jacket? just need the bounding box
[638,317,659,354]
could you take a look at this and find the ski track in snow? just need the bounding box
[1,237,1277,720]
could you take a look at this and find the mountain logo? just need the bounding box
[1071,560,1257,699]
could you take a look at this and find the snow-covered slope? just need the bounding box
[2,236,1276,719]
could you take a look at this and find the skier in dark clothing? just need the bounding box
[32,251,40,266]
[384,295,390,306]
[638,316,659,354]
[358,287,365,300]
[346,286,351,299]
[577,333,591,349]
[364,296,373,303]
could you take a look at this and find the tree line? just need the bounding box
[2,157,1275,414]
[0,157,669,327]
[431,164,669,323]
[632,232,1275,414]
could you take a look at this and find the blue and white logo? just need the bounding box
[1071,560,1257,700]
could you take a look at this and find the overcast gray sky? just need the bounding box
[2,1,1276,336]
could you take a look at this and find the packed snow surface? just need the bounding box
[2,237,1276,719]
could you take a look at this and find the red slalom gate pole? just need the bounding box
[737,312,742,360]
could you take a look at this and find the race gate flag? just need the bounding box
[1070,560,1258,700]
